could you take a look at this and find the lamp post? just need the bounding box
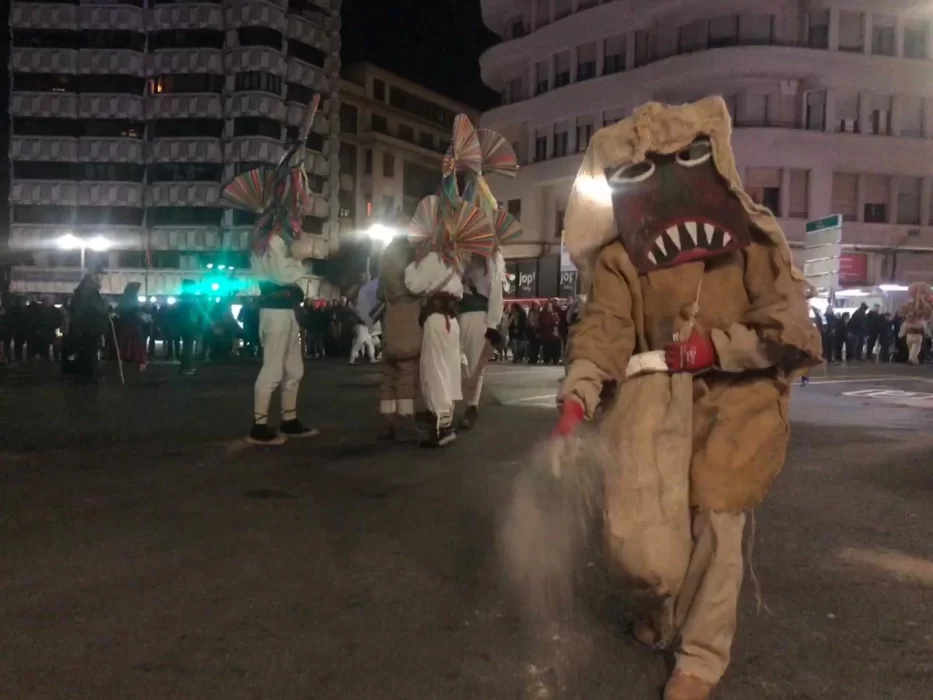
[56,233,114,274]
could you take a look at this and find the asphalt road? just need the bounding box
[1,359,932,699]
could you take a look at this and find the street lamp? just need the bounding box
[364,223,399,244]
[56,233,113,273]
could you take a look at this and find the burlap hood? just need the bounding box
[564,96,803,288]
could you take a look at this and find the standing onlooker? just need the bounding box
[508,303,527,363]
[834,312,849,362]
[538,300,562,365]
[847,302,868,361]
[526,301,541,364]
[864,304,882,361]
[176,280,207,375]
[69,272,110,384]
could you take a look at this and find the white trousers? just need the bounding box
[350,324,375,363]
[420,313,461,425]
[459,310,488,407]
[906,332,923,364]
[253,308,304,424]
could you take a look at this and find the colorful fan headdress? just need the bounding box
[220,94,321,254]
[411,114,522,268]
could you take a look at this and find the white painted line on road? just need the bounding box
[806,376,922,385]
[501,393,558,405]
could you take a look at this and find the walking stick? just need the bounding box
[109,316,125,385]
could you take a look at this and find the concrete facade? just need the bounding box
[479,0,933,287]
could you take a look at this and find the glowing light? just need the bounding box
[879,284,909,292]
[572,174,613,204]
[137,295,146,303]
[364,223,399,244]
[210,282,221,291]
[167,296,177,305]
[206,263,214,270]
[215,296,221,303]
[218,264,226,270]
[56,233,80,250]
[835,289,870,298]
[87,235,112,251]
[149,296,157,303]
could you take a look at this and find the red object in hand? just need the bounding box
[664,329,716,373]
[553,399,585,437]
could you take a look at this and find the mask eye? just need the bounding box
[676,138,712,167]
[608,159,655,185]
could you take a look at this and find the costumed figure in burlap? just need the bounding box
[376,230,424,441]
[898,282,933,364]
[445,116,523,429]
[553,97,823,700]
[405,118,497,447]
[221,96,323,445]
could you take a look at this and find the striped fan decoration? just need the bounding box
[449,200,495,265]
[476,129,518,176]
[409,195,441,246]
[447,114,482,174]
[493,206,522,244]
[220,167,272,213]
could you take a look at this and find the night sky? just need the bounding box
[340,0,500,110]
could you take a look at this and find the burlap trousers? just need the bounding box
[380,357,418,416]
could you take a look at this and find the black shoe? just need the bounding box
[378,419,396,441]
[460,405,478,430]
[421,425,457,448]
[280,419,319,438]
[247,423,286,446]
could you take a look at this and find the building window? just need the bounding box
[508,199,521,219]
[505,77,524,103]
[831,173,858,221]
[233,117,281,139]
[805,91,826,131]
[13,205,74,225]
[554,52,571,87]
[604,36,626,73]
[808,10,829,49]
[788,170,809,218]
[340,103,358,134]
[868,95,892,135]
[12,73,74,92]
[838,11,864,52]
[78,29,145,51]
[745,167,781,216]
[577,43,597,81]
[149,74,224,95]
[237,26,282,50]
[576,117,593,152]
[13,117,77,137]
[904,20,929,59]
[364,149,373,175]
[371,114,388,133]
[287,40,326,68]
[12,161,74,180]
[534,129,548,162]
[382,196,395,216]
[148,206,223,227]
[75,206,145,226]
[302,215,326,234]
[535,0,549,27]
[373,79,386,101]
[738,14,773,45]
[419,132,435,150]
[834,93,859,133]
[872,15,896,56]
[553,123,569,158]
[634,31,653,67]
[555,209,565,239]
[340,143,357,176]
[863,203,887,223]
[147,163,223,182]
[398,124,414,142]
[509,16,527,38]
[535,60,549,95]
[388,87,456,130]
[678,21,706,53]
[152,118,223,139]
[897,177,922,225]
[78,74,146,94]
[554,0,571,21]
[383,152,395,178]
[234,71,282,95]
[708,15,739,48]
[149,29,224,50]
[403,161,437,200]
[285,82,315,104]
[234,161,267,175]
[76,163,145,182]
[12,29,78,50]
[742,94,769,127]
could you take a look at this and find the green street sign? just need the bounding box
[806,214,843,234]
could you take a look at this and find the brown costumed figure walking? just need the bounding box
[552,97,823,699]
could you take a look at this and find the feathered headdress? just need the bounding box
[899,282,933,323]
[408,114,521,270]
[220,94,321,254]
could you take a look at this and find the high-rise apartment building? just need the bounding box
[8,0,342,298]
[480,0,933,303]
[337,62,478,237]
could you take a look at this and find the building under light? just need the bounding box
[479,0,933,298]
[7,0,342,297]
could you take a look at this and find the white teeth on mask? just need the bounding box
[647,251,657,265]
[668,227,682,250]
[722,232,732,245]
[656,234,668,256]
[684,221,698,244]
[703,223,715,239]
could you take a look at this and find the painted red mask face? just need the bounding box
[605,137,751,273]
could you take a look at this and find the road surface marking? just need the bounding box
[501,393,558,405]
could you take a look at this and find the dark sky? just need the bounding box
[340,0,500,110]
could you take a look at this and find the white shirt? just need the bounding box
[405,252,463,298]
[462,251,505,330]
[250,235,306,286]
[355,278,381,330]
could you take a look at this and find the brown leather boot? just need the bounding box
[663,671,715,700]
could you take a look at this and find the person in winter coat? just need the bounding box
[116,282,149,371]
[69,272,110,384]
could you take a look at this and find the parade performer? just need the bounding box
[376,234,423,441]
[448,116,523,429]
[406,117,497,447]
[221,96,322,445]
[898,282,933,364]
[553,97,822,699]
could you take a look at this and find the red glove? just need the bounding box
[664,329,716,373]
[553,399,585,437]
